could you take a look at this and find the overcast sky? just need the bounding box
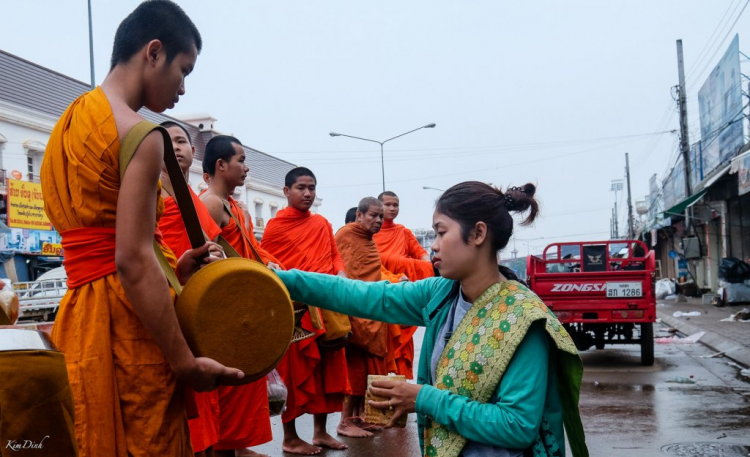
[1,1,748,256]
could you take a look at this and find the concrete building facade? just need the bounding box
[0,49,308,280]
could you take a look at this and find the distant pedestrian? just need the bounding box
[345,207,357,224]
[274,181,589,457]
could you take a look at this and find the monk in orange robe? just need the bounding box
[157,121,224,457]
[261,167,356,454]
[40,3,241,456]
[373,191,434,379]
[335,197,407,434]
[200,135,281,457]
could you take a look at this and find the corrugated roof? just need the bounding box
[0,49,293,187]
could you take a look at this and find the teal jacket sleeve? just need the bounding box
[415,321,549,449]
[275,269,439,327]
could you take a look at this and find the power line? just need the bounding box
[320,136,650,189]
[687,0,750,88]
[268,130,677,156]
[685,0,744,85]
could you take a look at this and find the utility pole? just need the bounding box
[611,180,623,238]
[676,40,692,225]
[626,153,634,239]
[614,201,619,238]
[88,0,96,89]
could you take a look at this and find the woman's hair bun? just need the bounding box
[503,183,539,226]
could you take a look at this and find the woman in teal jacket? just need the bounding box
[275,182,588,457]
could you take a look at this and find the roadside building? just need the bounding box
[0,49,307,281]
[638,35,748,296]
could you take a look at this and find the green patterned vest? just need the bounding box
[423,281,588,457]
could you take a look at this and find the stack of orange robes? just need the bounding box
[203,195,280,451]
[373,220,434,379]
[158,188,223,454]
[40,87,191,456]
[334,223,393,396]
[261,206,350,422]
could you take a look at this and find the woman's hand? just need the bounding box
[177,242,224,284]
[368,380,423,428]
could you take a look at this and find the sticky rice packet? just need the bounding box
[364,373,408,428]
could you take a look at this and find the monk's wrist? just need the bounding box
[167,347,197,378]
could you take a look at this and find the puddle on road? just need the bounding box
[660,442,750,456]
[580,382,750,438]
[664,385,750,431]
[582,381,655,393]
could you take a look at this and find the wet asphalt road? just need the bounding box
[254,324,750,457]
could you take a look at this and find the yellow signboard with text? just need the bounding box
[7,179,52,231]
[41,243,63,256]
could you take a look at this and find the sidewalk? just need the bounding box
[657,297,750,367]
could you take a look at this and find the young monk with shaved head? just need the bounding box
[41,2,240,456]
[201,135,283,457]
[261,167,351,454]
[157,121,223,457]
[374,191,435,379]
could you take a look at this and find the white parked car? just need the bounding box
[13,267,67,322]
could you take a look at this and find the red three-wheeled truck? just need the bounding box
[527,240,657,365]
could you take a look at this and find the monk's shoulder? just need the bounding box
[400,224,416,237]
[311,213,334,230]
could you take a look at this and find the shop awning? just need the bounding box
[662,163,732,218]
[663,189,708,218]
[702,164,731,189]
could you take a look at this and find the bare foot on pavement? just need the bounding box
[337,418,374,438]
[281,437,322,455]
[312,432,348,450]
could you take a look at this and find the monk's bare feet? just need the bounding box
[350,417,383,431]
[234,449,270,457]
[312,432,348,450]
[281,437,322,456]
[360,421,384,431]
[337,418,374,438]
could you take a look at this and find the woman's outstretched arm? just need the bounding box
[276,269,441,327]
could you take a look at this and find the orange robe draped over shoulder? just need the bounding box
[261,206,350,423]
[159,189,222,453]
[373,220,434,379]
[204,195,274,450]
[40,87,190,457]
[373,220,433,281]
[334,223,390,396]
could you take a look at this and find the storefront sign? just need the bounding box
[698,34,744,176]
[7,179,52,230]
[0,228,60,255]
[41,243,63,256]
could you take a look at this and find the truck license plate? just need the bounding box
[606,282,642,298]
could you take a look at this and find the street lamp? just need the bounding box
[330,123,436,192]
[422,186,444,192]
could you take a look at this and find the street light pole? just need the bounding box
[330,123,436,193]
[88,0,95,89]
[422,186,445,192]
